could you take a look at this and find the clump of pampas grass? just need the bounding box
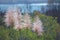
[4,7,23,30]
[13,8,23,30]
[32,16,44,35]
[4,7,14,27]
[4,7,44,35]
[23,13,32,29]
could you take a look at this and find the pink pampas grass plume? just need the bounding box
[4,8,14,27]
[23,13,32,29]
[13,7,23,30]
[32,16,44,35]
[4,7,23,30]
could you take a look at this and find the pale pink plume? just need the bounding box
[4,7,23,30]
[23,13,32,29]
[32,16,44,35]
[12,7,23,30]
[4,8,14,27]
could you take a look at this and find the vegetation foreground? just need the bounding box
[0,8,60,40]
[0,14,60,40]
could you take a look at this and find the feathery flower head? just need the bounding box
[33,16,44,35]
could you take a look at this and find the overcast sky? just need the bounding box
[0,0,48,4]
